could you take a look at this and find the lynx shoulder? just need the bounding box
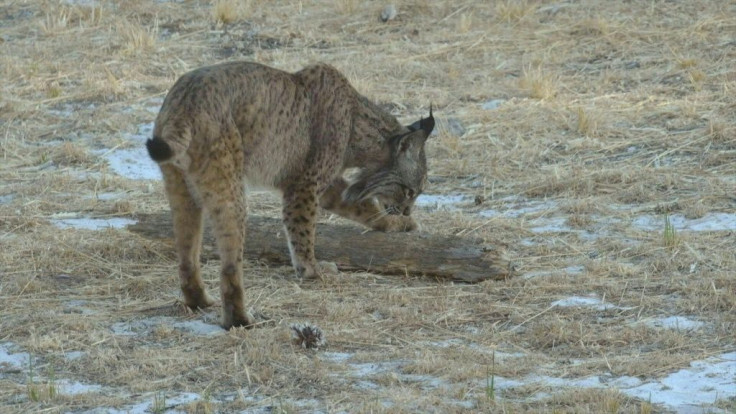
[147,61,434,329]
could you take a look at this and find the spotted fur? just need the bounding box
[147,61,434,329]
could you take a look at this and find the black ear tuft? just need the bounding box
[420,104,434,137]
[405,105,435,137]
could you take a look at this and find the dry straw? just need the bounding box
[0,0,734,412]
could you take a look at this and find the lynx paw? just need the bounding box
[318,261,339,275]
[182,289,216,310]
[296,261,338,280]
[371,215,419,232]
[222,309,256,330]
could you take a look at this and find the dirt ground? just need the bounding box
[1,1,735,413]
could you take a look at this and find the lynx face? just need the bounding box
[344,110,435,217]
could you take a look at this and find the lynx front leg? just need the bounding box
[282,185,323,279]
[160,164,214,310]
[320,179,418,232]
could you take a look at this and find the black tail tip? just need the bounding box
[146,136,173,162]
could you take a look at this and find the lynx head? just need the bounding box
[344,107,435,216]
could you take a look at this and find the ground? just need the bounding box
[1,0,735,413]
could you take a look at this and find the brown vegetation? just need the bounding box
[1,0,734,412]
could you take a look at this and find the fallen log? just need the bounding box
[128,213,514,283]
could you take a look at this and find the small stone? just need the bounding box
[381,5,397,22]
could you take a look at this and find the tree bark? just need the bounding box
[128,213,514,283]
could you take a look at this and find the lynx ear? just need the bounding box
[406,105,435,138]
[420,104,435,137]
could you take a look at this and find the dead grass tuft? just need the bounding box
[335,0,359,15]
[519,65,557,100]
[212,0,241,24]
[117,19,158,55]
[495,0,535,23]
[40,9,70,35]
[575,17,612,37]
[456,12,474,33]
[575,106,599,137]
[51,142,90,165]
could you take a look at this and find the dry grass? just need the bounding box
[1,0,735,412]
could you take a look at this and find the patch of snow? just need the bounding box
[530,374,608,389]
[0,343,30,371]
[100,148,162,180]
[490,351,526,360]
[112,316,223,337]
[51,217,136,230]
[523,265,584,279]
[493,353,736,413]
[644,316,704,331]
[63,351,86,361]
[401,373,449,390]
[349,361,401,377]
[321,352,353,363]
[450,398,476,409]
[528,216,571,233]
[111,316,171,336]
[146,102,163,114]
[89,192,127,201]
[564,265,585,274]
[633,213,736,232]
[63,300,97,315]
[479,199,558,219]
[428,338,464,348]
[171,320,224,336]
[57,379,102,395]
[354,380,380,390]
[551,295,628,311]
[96,122,161,181]
[69,170,103,182]
[121,122,155,143]
[481,99,506,110]
[415,194,467,211]
[0,194,14,204]
[619,352,736,412]
[61,0,98,7]
[46,103,96,117]
[480,375,527,391]
[81,392,201,414]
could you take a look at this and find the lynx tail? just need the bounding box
[146,136,174,162]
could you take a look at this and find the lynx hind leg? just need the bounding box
[195,164,254,330]
[160,164,215,310]
[282,185,323,279]
[319,180,418,232]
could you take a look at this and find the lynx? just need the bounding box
[146,61,434,329]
